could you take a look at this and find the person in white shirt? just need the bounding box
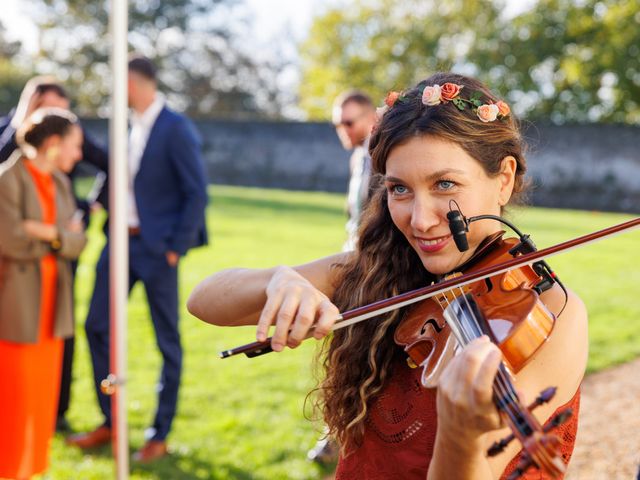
[332,91,378,251]
[307,90,378,465]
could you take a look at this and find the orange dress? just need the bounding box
[336,361,580,480]
[0,161,63,479]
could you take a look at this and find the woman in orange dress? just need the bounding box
[0,108,86,479]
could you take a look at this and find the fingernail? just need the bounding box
[256,333,265,342]
[272,342,282,352]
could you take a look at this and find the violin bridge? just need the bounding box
[434,272,471,308]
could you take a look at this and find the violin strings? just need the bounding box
[451,286,524,430]
[454,286,520,407]
[438,288,522,430]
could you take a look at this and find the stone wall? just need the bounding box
[81,119,640,213]
[522,124,640,212]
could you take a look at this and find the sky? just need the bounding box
[2,0,328,52]
[2,0,535,53]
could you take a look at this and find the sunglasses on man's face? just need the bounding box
[335,111,367,129]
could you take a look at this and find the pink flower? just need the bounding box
[440,83,463,102]
[477,104,499,122]
[496,100,510,117]
[385,91,400,107]
[422,84,442,106]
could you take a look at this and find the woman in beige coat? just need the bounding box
[0,108,87,479]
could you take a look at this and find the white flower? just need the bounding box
[422,84,442,106]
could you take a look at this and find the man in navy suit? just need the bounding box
[67,56,208,462]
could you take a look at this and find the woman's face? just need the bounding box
[54,124,83,173]
[384,135,516,275]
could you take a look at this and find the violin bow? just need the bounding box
[220,217,639,359]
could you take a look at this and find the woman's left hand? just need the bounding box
[436,336,503,446]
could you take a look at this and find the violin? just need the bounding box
[396,232,561,385]
[395,231,570,478]
[219,215,640,478]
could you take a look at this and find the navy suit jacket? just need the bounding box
[132,106,208,256]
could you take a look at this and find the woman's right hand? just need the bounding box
[256,266,340,352]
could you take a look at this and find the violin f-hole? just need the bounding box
[420,318,444,335]
[484,277,493,292]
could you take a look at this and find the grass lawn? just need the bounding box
[44,185,639,479]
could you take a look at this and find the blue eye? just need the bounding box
[436,180,456,190]
[390,184,408,195]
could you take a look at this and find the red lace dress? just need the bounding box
[336,361,580,480]
[0,161,63,479]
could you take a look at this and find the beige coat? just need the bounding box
[0,158,87,343]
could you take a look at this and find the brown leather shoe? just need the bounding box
[132,440,168,463]
[66,426,111,449]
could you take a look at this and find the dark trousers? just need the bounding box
[58,259,81,419]
[85,236,181,441]
[57,336,74,417]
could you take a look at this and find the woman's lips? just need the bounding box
[415,234,451,253]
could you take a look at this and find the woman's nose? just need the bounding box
[410,196,441,233]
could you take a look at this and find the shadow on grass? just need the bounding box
[64,443,259,479]
[131,450,256,480]
[212,192,344,217]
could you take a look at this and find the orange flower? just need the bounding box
[496,100,510,117]
[440,83,463,102]
[385,91,400,107]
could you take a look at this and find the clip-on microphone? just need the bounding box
[446,207,470,252]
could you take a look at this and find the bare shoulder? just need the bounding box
[515,286,588,408]
[535,287,588,394]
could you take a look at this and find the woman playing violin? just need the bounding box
[188,72,588,479]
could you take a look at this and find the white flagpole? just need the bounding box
[108,0,129,478]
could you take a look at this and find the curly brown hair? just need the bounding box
[316,72,529,455]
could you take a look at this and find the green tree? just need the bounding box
[0,22,31,114]
[299,0,502,120]
[29,0,287,118]
[300,0,640,123]
[477,0,640,123]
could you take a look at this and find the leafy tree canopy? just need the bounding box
[0,22,31,114]
[300,0,640,123]
[23,0,288,118]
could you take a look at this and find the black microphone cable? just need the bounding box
[446,200,569,316]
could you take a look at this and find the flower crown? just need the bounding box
[380,83,510,123]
